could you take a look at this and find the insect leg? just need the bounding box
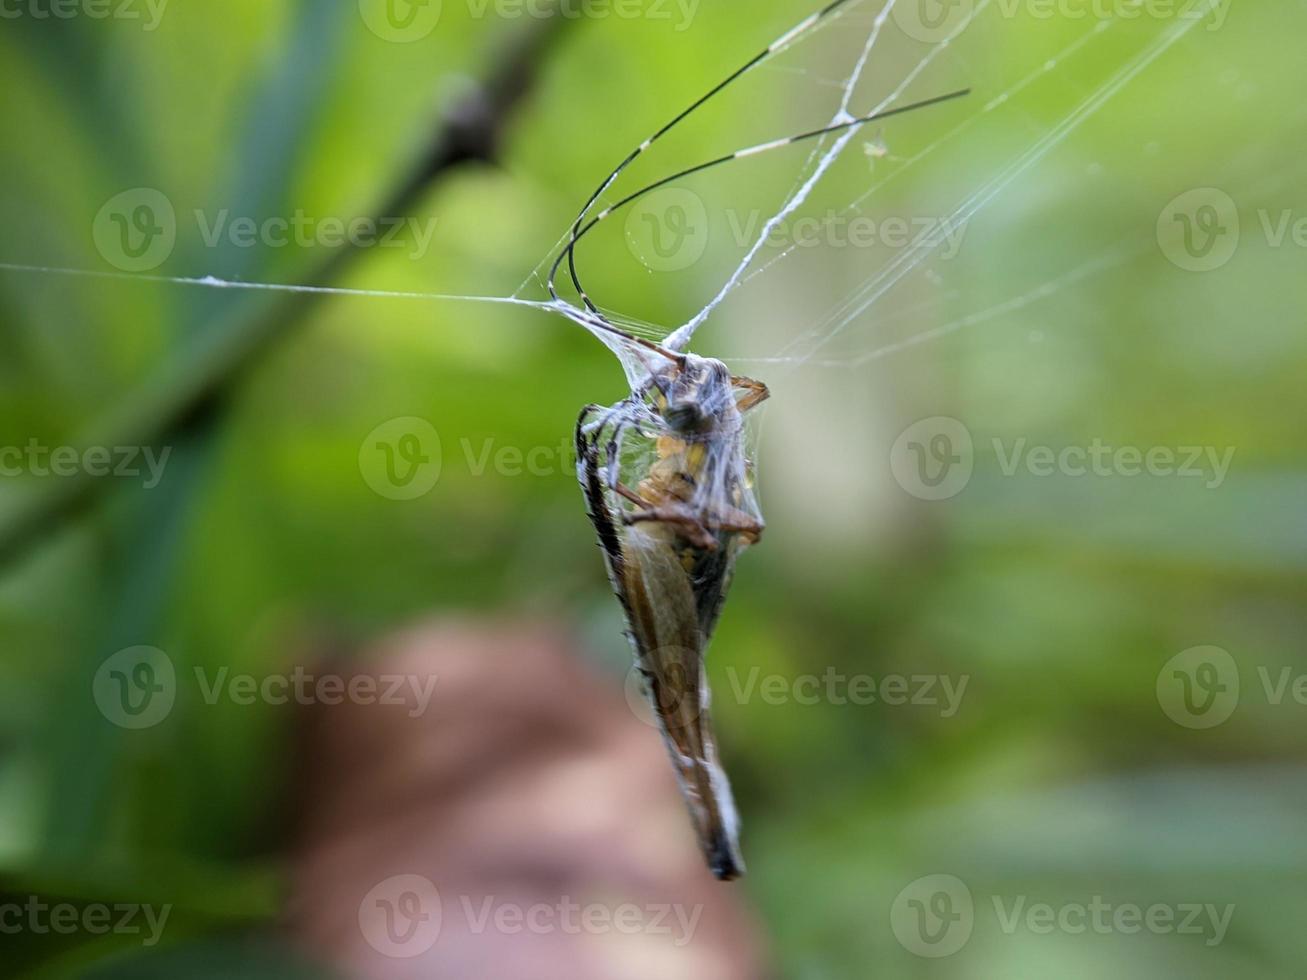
[622,505,717,551]
[579,392,647,439]
[576,404,629,586]
[731,375,771,414]
[605,431,623,496]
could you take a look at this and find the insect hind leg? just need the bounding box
[575,404,604,471]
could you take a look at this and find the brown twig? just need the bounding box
[0,12,570,569]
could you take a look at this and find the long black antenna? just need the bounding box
[546,0,863,322]
[548,87,972,325]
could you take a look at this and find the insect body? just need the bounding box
[576,354,769,879]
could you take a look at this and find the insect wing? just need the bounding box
[576,408,746,880]
[619,524,746,881]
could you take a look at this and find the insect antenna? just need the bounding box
[547,0,862,332]
[551,87,971,328]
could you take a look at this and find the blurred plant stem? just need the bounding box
[0,8,568,572]
[27,0,568,875]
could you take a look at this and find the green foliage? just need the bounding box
[0,0,1303,976]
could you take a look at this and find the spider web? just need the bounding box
[0,0,1229,384]
[515,0,1229,388]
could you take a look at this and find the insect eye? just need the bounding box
[665,401,705,432]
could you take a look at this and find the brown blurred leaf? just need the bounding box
[284,620,764,980]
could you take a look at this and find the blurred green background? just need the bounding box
[1,0,1304,976]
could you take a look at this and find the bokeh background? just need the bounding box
[1,0,1304,976]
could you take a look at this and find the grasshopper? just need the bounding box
[577,352,768,879]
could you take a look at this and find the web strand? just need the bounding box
[0,0,1228,378]
[0,261,555,311]
[544,0,862,319]
[667,0,994,352]
[784,0,1222,369]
